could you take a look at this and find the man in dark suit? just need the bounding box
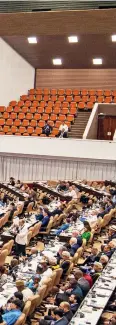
[51,309,68,325]
[59,302,73,322]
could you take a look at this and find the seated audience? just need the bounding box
[39,208,50,231]
[57,122,68,138]
[0,266,7,284]
[59,302,73,322]
[81,222,91,242]
[74,270,90,295]
[16,280,34,302]
[60,251,71,278]
[42,121,52,137]
[68,237,82,257]
[68,294,79,314]
[1,299,22,325]
[51,308,68,325]
[8,177,15,186]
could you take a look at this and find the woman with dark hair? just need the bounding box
[81,221,91,242]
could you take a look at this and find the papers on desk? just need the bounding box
[86,296,108,309]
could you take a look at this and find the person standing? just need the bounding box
[15,219,28,256]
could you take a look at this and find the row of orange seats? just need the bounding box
[0,119,71,128]
[19,94,116,104]
[28,88,116,96]
[0,125,59,136]
[0,113,74,126]
[0,106,77,116]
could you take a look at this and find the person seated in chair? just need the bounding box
[59,302,73,322]
[42,121,52,137]
[57,122,68,138]
[0,299,22,325]
[39,208,50,232]
[60,251,71,278]
[69,294,79,314]
[67,237,82,257]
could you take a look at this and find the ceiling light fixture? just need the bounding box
[28,37,37,44]
[111,35,116,42]
[93,58,102,65]
[68,36,78,43]
[52,58,62,65]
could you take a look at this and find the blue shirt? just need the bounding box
[2,309,22,325]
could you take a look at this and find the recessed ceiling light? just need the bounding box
[28,37,37,44]
[111,35,116,42]
[52,58,62,65]
[68,36,78,43]
[93,58,102,65]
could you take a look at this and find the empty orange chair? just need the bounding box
[20,95,28,101]
[14,119,20,127]
[82,96,89,103]
[51,114,57,121]
[37,107,44,113]
[28,95,35,101]
[18,112,25,120]
[67,115,74,122]
[66,95,73,102]
[81,89,88,96]
[70,102,77,108]
[10,112,17,120]
[36,88,42,95]
[6,119,12,126]
[3,112,9,119]
[3,125,9,133]
[0,106,5,113]
[29,89,36,95]
[45,107,52,114]
[104,97,112,103]
[22,119,29,127]
[78,102,85,109]
[36,95,42,101]
[0,118,5,126]
[65,121,71,128]
[42,113,49,121]
[25,100,31,107]
[51,89,57,95]
[53,108,60,114]
[73,89,80,96]
[43,95,50,102]
[30,120,37,127]
[96,90,103,96]
[59,114,66,121]
[18,101,24,107]
[88,90,96,96]
[49,134,55,137]
[74,96,81,102]
[32,100,39,107]
[6,132,12,135]
[39,101,45,108]
[35,127,42,135]
[43,88,50,95]
[112,90,116,97]
[38,120,45,128]
[51,95,57,102]
[19,126,26,134]
[48,120,54,127]
[32,133,37,136]
[55,121,61,128]
[34,113,41,121]
[27,126,34,134]
[30,106,37,114]
[65,89,72,96]
[97,96,104,103]
[113,97,116,103]
[61,108,69,115]
[89,96,96,103]
[9,101,17,107]
[14,106,20,113]
[23,132,29,136]
[48,101,53,107]
[26,113,33,120]
[0,131,5,135]
[86,102,93,109]
[62,101,69,108]
[6,106,12,113]
[52,128,59,136]
[54,101,61,108]
[22,106,28,113]
[59,96,65,102]
[40,134,46,137]
[58,89,65,96]
[10,126,17,133]
[70,108,77,115]
[15,132,21,136]
[104,90,111,97]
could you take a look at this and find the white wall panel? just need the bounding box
[0,38,35,106]
[0,155,115,182]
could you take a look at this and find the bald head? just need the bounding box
[69,237,77,246]
[60,302,70,312]
[74,269,83,280]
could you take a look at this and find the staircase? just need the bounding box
[69,111,91,139]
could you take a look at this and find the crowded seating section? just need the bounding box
[0,178,115,325]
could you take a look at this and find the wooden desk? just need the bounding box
[0,183,25,201]
[33,182,71,202]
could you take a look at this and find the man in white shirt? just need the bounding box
[67,186,77,200]
[58,122,68,138]
[16,280,34,302]
[39,261,53,286]
[15,219,28,256]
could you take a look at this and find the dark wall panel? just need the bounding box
[36,69,116,89]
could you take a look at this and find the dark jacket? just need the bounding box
[64,310,73,322]
[53,316,68,325]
